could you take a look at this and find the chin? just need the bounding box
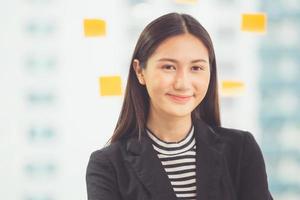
[166,110,192,118]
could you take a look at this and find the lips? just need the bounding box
[166,93,192,103]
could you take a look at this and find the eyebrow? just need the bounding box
[157,58,208,64]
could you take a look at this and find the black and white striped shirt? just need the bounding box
[146,126,197,200]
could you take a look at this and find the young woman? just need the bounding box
[86,12,273,200]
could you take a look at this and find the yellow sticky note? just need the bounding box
[221,80,245,96]
[241,13,267,33]
[84,19,106,37]
[175,0,198,4]
[99,76,122,96]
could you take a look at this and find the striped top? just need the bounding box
[146,126,197,200]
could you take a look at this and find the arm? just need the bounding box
[238,132,273,200]
[86,150,121,200]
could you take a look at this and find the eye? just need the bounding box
[162,65,176,70]
[191,66,204,71]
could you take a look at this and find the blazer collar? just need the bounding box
[123,118,223,200]
[193,119,223,199]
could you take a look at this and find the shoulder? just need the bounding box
[209,126,263,162]
[213,126,257,148]
[211,126,265,168]
[86,140,127,182]
[88,140,125,164]
[86,142,125,199]
[210,128,272,199]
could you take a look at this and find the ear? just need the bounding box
[133,59,146,85]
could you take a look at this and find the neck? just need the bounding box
[146,107,192,143]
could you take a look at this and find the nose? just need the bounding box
[173,68,190,90]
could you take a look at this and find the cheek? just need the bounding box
[149,73,173,93]
[193,75,210,95]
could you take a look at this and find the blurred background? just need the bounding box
[1,0,300,199]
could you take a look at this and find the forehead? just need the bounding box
[150,33,209,61]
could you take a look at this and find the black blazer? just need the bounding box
[86,119,273,200]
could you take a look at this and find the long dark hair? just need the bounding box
[109,12,220,144]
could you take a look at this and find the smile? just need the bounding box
[166,94,192,104]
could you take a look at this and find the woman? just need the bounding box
[86,12,273,200]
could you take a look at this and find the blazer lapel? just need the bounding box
[194,118,223,200]
[124,133,177,200]
[123,118,224,200]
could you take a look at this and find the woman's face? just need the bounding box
[134,33,210,119]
